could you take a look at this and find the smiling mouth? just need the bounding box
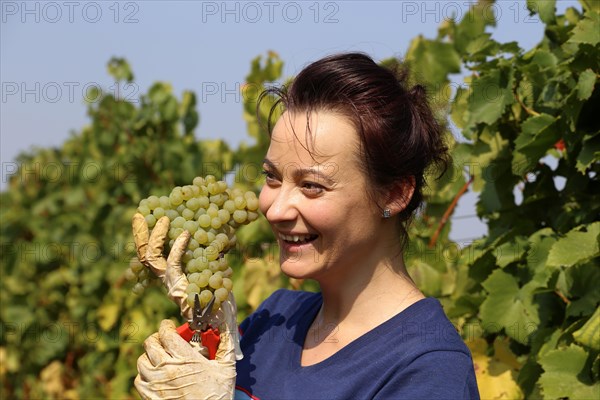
[278,233,319,244]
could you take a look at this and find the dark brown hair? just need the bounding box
[258,52,449,248]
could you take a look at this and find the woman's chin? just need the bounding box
[279,259,317,280]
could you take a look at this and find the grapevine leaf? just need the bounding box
[405,36,461,86]
[480,270,540,344]
[527,0,557,24]
[512,114,559,175]
[107,57,134,82]
[577,68,597,100]
[466,338,524,400]
[538,344,600,399]
[526,228,557,270]
[576,132,600,174]
[495,235,528,268]
[573,306,600,350]
[454,1,497,57]
[568,10,600,45]
[407,260,443,297]
[465,64,515,128]
[565,263,600,317]
[547,222,600,267]
[451,86,470,131]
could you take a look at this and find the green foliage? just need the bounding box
[414,0,600,397]
[0,66,233,398]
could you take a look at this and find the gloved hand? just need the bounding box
[135,314,237,400]
[132,213,244,359]
[132,213,194,320]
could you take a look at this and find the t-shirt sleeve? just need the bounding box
[374,350,480,400]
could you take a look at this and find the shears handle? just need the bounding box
[176,322,195,342]
[176,322,220,360]
[201,327,220,360]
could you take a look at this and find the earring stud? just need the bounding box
[383,209,391,218]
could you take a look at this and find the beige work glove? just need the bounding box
[132,214,244,359]
[133,213,194,319]
[135,314,237,400]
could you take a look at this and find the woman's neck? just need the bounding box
[315,254,424,330]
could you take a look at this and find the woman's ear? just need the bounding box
[384,176,415,216]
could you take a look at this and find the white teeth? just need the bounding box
[279,233,315,243]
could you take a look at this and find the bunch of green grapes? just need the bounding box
[126,256,159,293]
[127,175,259,310]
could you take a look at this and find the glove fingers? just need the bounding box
[215,298,238,365]
[165,231,192,319]
[166,230,191,270]
[143,332,168,367]
[134,374,153,400]
[159,319,203,361]
[147,216,170,263]
[132,213,149,263]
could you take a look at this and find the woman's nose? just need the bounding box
[263,187,298,223]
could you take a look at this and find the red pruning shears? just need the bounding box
[176,294,221,360]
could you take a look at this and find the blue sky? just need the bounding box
[0,0,581,240]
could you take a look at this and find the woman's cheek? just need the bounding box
[258,186,272,216]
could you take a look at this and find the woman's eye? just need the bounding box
[302,182,324,195]
[261,170,278,183]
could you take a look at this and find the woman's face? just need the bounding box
[259,111,391,283]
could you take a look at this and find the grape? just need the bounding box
[234,196,247,209]
[194,229,208,245]
[170,191,183,206]
[222,278,233,291]
[166,209,179,221]
[153,207,166,219]
[183,220,198,233]
[186,197,200,211]
[214,287,229,302]
[159,196,171,208]
[198,214,211,228]
[124,268,137,281]
[223,200,236,213]
[218,209,231,224]
[138,205,151,216]
[233,210,248,224]
[210,217,222,229]
[145,214,157,228]
[208,274,223,289]
[132,283,144,295]
[133,175,260,307]
[182,208,195,220]
[193,176,205,187]
[147,195,160,210]
[246,196,259,211]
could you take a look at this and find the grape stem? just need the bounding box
[428,176,473,249]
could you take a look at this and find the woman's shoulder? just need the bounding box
[382,296,471,356]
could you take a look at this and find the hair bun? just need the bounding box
[409,84,427,100]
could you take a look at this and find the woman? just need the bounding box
[134,53,480,399]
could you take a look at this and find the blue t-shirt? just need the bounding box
[235,289,480,400]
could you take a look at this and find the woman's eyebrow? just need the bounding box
[262,158,336,185]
